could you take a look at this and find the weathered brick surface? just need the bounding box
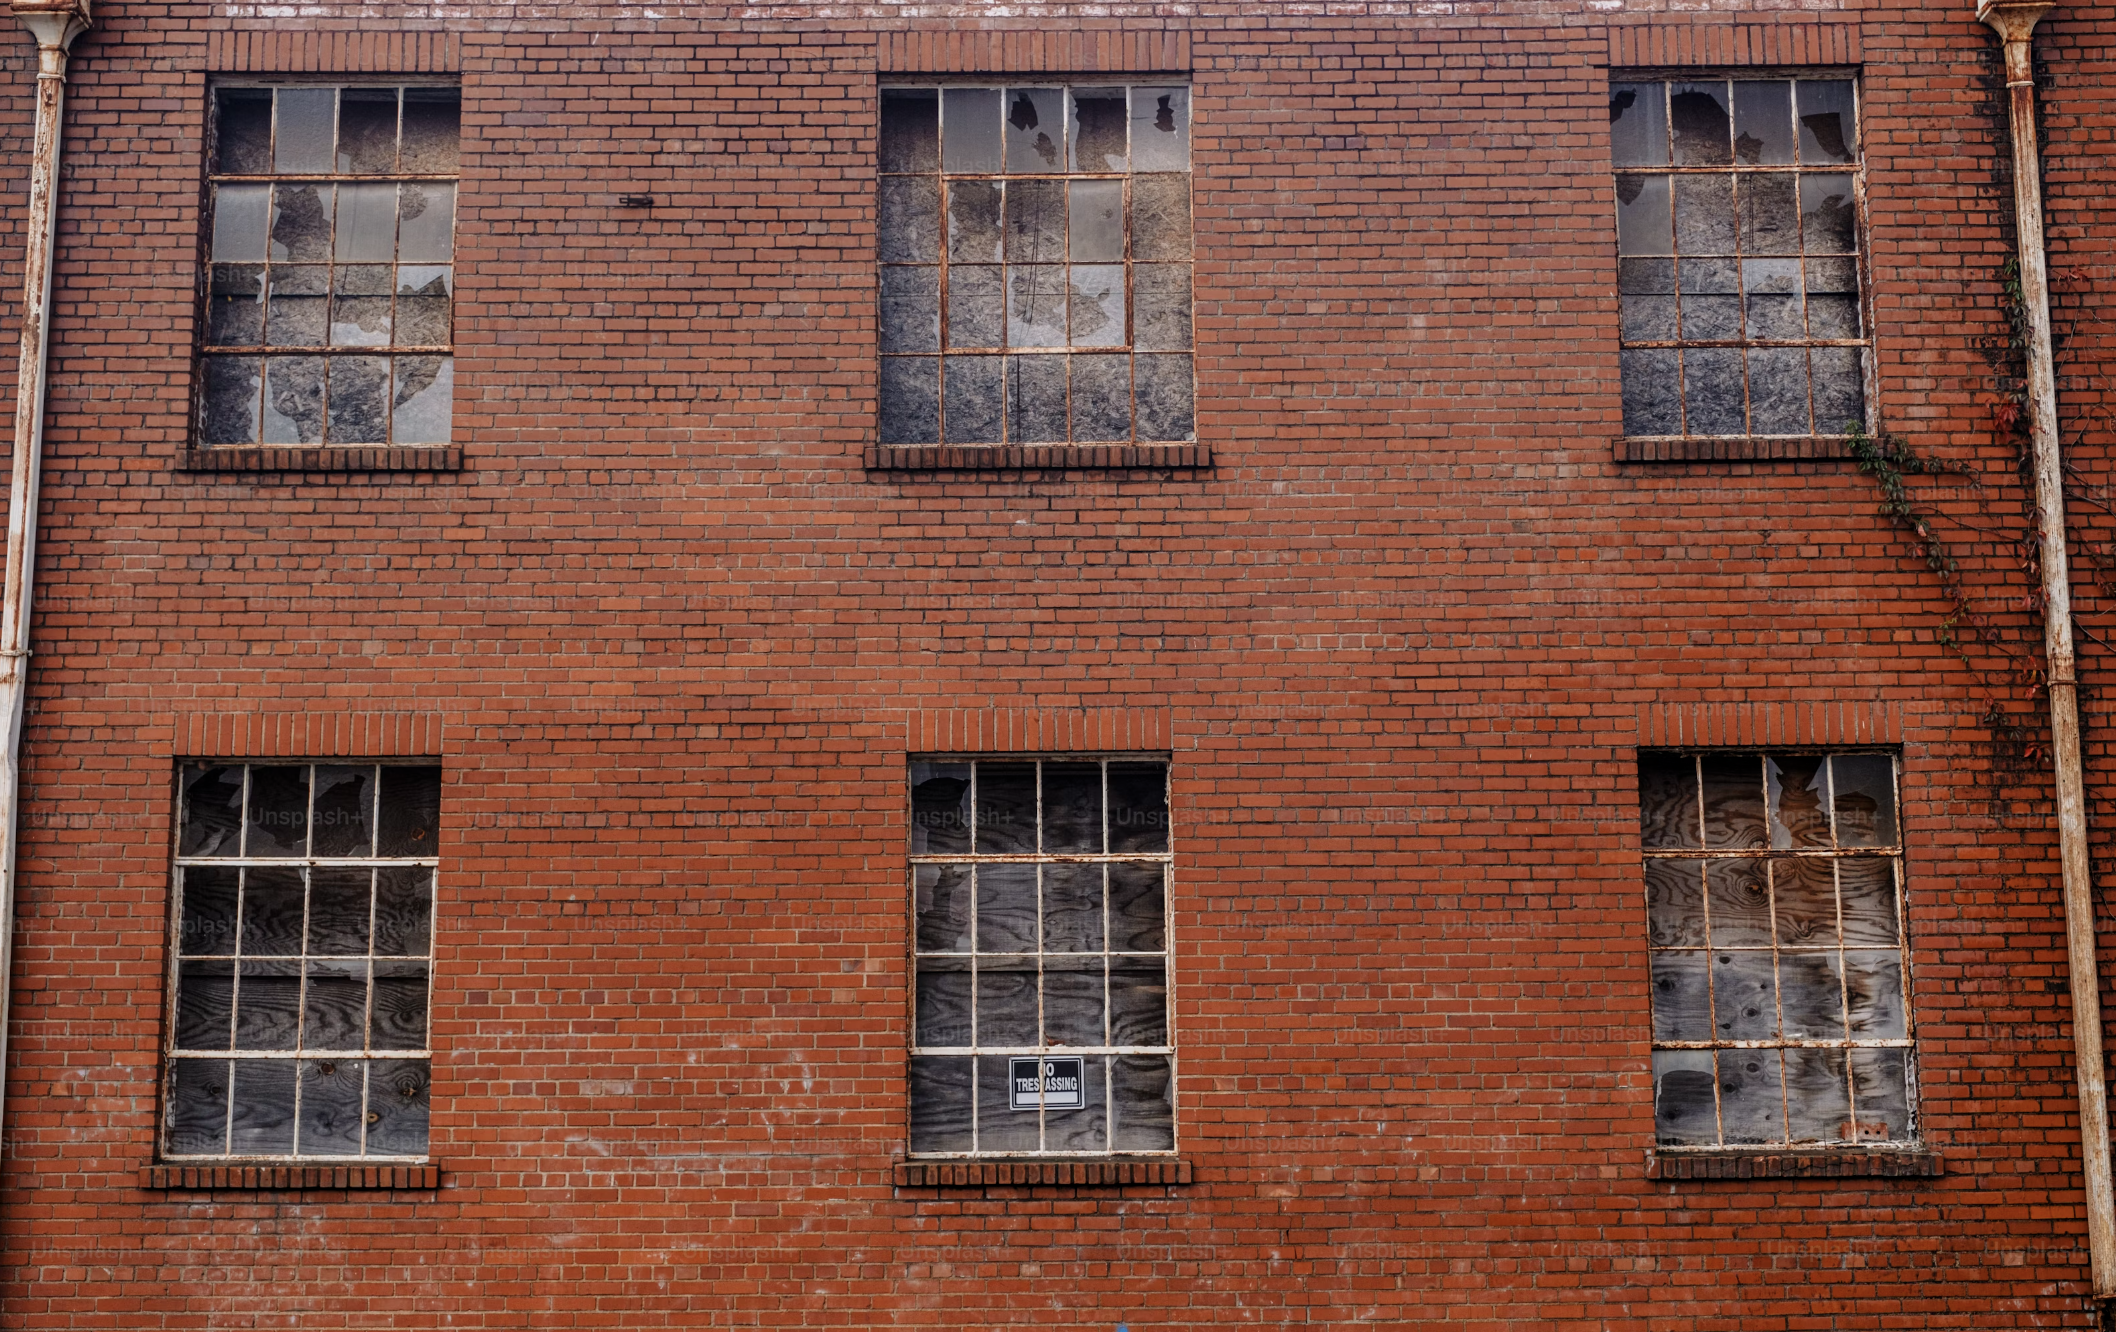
[0,1,2111,1327]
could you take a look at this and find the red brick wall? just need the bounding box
[0,1,2112,1327]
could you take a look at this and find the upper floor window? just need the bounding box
[1610,77,1867,442]
[199,85,460,450]
[877,85,1195,449]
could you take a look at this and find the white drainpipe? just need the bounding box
[0,0,87,1151]
[1976,0,2116,1303]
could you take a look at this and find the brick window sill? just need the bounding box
[1615,435,1858,463]
[1646,1149,1942,1180]
[866,444,1211,472]
[894,1158,1190,1188]
[142,1163,441,1191]
[178,446,463,474]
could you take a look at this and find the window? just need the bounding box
[876,85,1195,448]
[1610,77,1867,441]
[908,757,1174,1156]
[1640,751,1916,1148]
[199,85,460,450]
[162,763,439,1160]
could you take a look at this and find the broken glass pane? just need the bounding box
[975,959,1038,1045]
[181,865,241,956]
[1068,264,1125,348]
[1783,1046,1850,1144]
[1700,755,1766,848]
[266,265,327,346]
[235,960,302,1048]
[334,182,396,262]
[230,1058,298,1153]
[879,89,939,173]
[915,956,973,1047]
[1111,1054,1174,1151]
[976,1055,1040,1151]
[208,265,265,346]
[1042,863,1104,952]
[1797,80,1858,164]
[372,960,430,1049]
[274,87,336,173]
[365,1058,430,1155]
[302,959,369,1051]
[947,264,1003,349]
[910,760,973,855]
[908,1055,973,1153]
[1609,82,1669,168]
[1108,862,1165,951]
[877,175,940,264]
[246,766,309,858]
[1068,179,1123,262]
[1849,1047,1909,1141]
[270,182,332,261]
[396,265,452,346]
[946,179,1003,264]
[974,864,1037,953]
[1006,355,1068,442]
[1673,175,1735,254]
[331,265,393,347]
[1004,86,1066,172]
[215,88,273,175]
[1738,173,1799,255]
[942,87,1002,173]
[1766,754,1831,849]
[1649,950,1710,1042]
[1614,174,1671,256]
[1007,265,1068,349]
[1830,753,1896,847]
[1716,1048,1783,1144]
[1005,179,1065,264]
[1671,81,1732,166]
[1042,762,1102,852]
[1681,348,1746,436]
[1703,857,1771,948]
[1772,855,1838,948]
[1678,258,1741,341]
[1620,349,1681,436]
[1801,174,1857,252]
[878,266,940,354]
[1653,1049,1717,1145]
[1838,857,1899,946]
[914,865,974,953]
[391,355,452,443]
[167,1059,230,1155]
[1811,346,1865,435]
[942,355,1003,443]
[1778,949,1845,1040]
[1844,950,1906,1038]
[310,764,373,857]
[177,961,235,1050]
[1130,87,1189,171]
[1071,353,1131,441]
[373,865,433,956]
[1713,950,1779,1041]
[1644,859,1705,948]
[399,88,460,174]
[328,356,391,444]
[307,867,372,955]
[263,356,327,443]
[212,184,271,262]
[975,762,1037,853]
[879,357,939,444]
[1732,81,1794,165]
[1044,961,1106,1046]
[397,183,454,262]
[201,356,262,443]
[183,765,247,857]
[1638,753,1698,848]
[337,89,397,175]
[297,1059,365,1156]
[1135,265,1192,351]
[1747,348,1812,436]
[1071,89,1128,172]
[1109,958,1167,1047]
[1135,354,1195,442]
[1108,764,1169,853]
[1131,174,1191,262]
[1046,1057,1109,1152]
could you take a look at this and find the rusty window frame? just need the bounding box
[1610,74,1874,442]
[1641,750,1919,1149]
[876,82,1196,446]
[906,756,1177,1158]
[160,762,439,1163]
[195,82,460,450]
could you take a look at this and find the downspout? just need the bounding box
[1976,0,2116,1304]
[0,0,86,1151]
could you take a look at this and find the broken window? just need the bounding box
[908,757,1176,1155]
[162,763,440,1160]
[877,85,1195,447]
[199,85,460,449]
[1640,751,1916,1148]
[1610,78,1869,440]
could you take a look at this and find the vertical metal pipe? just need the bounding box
[0,0,86,1154]
[1976,0,2116,1300]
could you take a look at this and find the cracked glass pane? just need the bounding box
[391,355,452,444]
[1743,257,1804,338]
[1801,173,1858,253]
[1004,86,1066,172]
[396,266,452,347]
[910,761,973,856]
[914,864,974,954]
[270,183,332,262]
[331,264,393,347]
[1830,754,1897,846]
[202,356,262,443]
[1671,81,1732,166]
[1766,754,1831,849]
[1798,80,1858,164]
[1733,80,1794,165]
[264,354,329,443]
[1068,264,1126,348]
[1130,87,1188,171]
[1005,355,1068,443]
[397,183,453,262]
[302,959,369,1050]
[1006,265,1068,349]
[1111,1055,1174,1151]
[265,265,327,346]
[1615,174,1671,256]
[1609,82,1668,168]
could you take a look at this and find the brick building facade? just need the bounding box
[0,0,2110,1326]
